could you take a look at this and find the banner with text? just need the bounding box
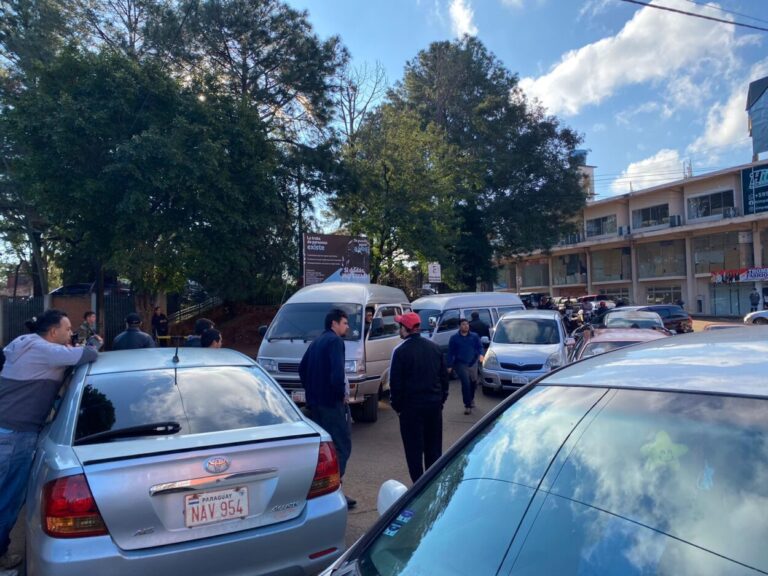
[710,267,768,284]
[303,234,370,286]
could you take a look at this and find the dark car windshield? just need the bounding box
[356,387,768,575]
[74,366,300,443]
[266,302,363,341]
[493,318,560,344]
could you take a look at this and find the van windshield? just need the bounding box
[267,303,363,342]
[414,309,440,332]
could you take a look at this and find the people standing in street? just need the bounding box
[201,328,222,348]
[390,312,449,483]
[468,311,490,340]
[448,318,484,415]
[151,306,169,346]
[112,313,155,350]
[185,318,214,347]
[0,309,100,573]
[750,287,761,312]
[298,308,356,509]
[77,311,98,346]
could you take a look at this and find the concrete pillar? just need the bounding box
[585,250,592,294]
[753,222,763,306]
[685,235,695,313]
[547,257,554,296]
[631,241,639,304]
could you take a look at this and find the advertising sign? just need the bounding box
[303,234,370,286]
[742,163,768,215]
[710,267,768,284]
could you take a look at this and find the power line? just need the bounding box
[617,0,768,32]
[681,0,768,26]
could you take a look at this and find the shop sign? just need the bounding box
[742,163,768,215]
[710,267,768,284]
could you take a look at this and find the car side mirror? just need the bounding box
[480,336,490,346]
[428,316,437,327]
[258,325,268,337]
[377,479,408,516]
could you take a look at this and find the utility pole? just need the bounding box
[297,171,304,287]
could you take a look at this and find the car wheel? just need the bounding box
[754,317,768,325]
[351,394,379,423]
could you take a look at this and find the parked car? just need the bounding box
[599,309,666,330]
[519,292,549,309]
[576,294,616,310]
[320,327,768,576]
[705,322,745,330]
[744,309,768,325]
[258,282,411,422]
[611,304,693,333]
[480,309,573,395]
[570,327,670,361]
[26,348,347,576]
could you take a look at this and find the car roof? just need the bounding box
[541,327,768,397]
[87,348,256,376]
[286,282,408,305]
[498,309,561,320]
[585,328,668,343]
[412,292,523,309]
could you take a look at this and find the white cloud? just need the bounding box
[592,122,607,133]
[520,0,740,116]
[579,0,613,19]
[610,149,683,194]
[449,0,478,37]
[688,58,768,161]
[501,0,524,7]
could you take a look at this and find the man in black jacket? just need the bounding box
[112,313,155,350]
[390,312,449,483]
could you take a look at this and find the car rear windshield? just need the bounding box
[494,318,560,344]
[74,366,300,443]
[581,340,640,358]
[357,387,768,575]
[266,302,363,341]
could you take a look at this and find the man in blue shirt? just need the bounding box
[448,318,484,415]
[299,308,355,508]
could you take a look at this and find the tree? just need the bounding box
[335,61,387,147]
[391,37,586,288]
[331,106,463,283]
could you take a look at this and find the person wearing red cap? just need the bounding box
[389,312,449,483]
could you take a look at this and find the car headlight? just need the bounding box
[258,358,278,373]
[483,351,500,370]
[345,360,364,373]
[544,352,562,371]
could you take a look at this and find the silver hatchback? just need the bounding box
[25,348,347,576]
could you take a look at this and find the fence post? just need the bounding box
[44,294,51,310]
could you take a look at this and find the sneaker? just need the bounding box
[346,496,357,509]
[0,554,21,570]
[464,407,471,415]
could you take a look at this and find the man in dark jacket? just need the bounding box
[0,309,100,571]
[299,308,355,508]
[112,313,155,350]
[390,312,449,483]
[185,318,214,347]
[468,311,490,340]
[448,318,484,415]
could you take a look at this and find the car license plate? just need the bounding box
[509,375,528,385]
[184,487,248,528]
[291,389,306,403]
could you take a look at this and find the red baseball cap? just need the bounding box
[395,312,421,331]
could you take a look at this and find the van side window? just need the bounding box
[497,306,524,319]
[437,309,461,333]
[369,306,401,340]
[462,308,492,330]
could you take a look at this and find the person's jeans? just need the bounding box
[308,404,352,477]
[0,427,38,557]
[398,404,442,483]
[454,363,477,408]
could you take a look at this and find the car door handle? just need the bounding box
[149,468,278,496]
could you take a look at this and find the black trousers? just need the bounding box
[398,403,443,483]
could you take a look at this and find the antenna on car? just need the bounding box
[173,344,180,364]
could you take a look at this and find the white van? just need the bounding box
[257,283,410,422]
[411,292,525,353]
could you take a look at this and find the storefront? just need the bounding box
[710,267,768,316]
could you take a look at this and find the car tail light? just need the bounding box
[307,441,341,499]
[43,474,108,537]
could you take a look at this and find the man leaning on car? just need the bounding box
[0,309,101,574]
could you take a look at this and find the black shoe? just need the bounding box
[464,407,471,415]
[346,496,357,509]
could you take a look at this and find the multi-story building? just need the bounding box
[498,160,768,317]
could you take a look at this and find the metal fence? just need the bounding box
[2,297,45,344]
[168,297,222,324]
[102,295,137,349]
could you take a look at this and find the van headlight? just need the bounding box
[345,360,364,373]
[544,352,562,371]
[258,358,278,373]
[483,351,500,370]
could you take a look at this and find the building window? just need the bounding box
[521,261,549,287]
[632,204,669,229]
[599,287,632,303]
[693,232,753,274]
[552,254,587,285]
[637,240,686,278]
[687,190,735,220]
[592,248,632,282]
[646,285,682,305]
[585,215,617,238]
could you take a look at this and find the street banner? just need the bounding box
[303,234,370,286]
[710,266,768,284]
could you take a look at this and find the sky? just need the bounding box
[285,0,768,199]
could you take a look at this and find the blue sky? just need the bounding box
[286,0,768,199]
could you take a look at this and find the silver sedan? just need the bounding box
[25,348,347,575]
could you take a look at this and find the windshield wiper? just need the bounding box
[74,421,181,446]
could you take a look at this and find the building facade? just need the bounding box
[498,160,768,317]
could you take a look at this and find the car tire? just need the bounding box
[482,384,494,396]
[351,394,378,423]
[754,317,768,325]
